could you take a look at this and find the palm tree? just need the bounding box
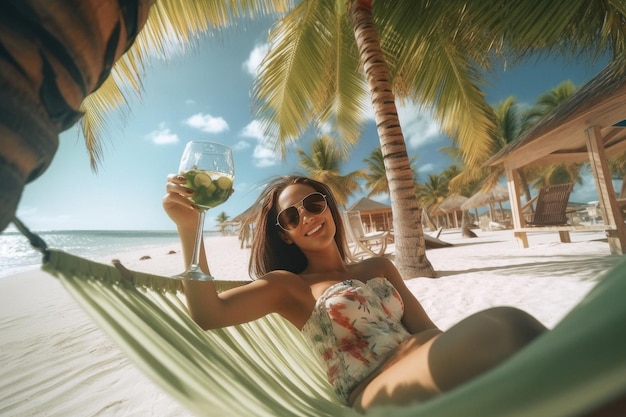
[449,97,532,197]
[457,81,581,208]
[215,211,231,236]
[609,150,626,198]
[532,164,587,189]
[416,174,448,216]
[251,1,626,278]
[363,148,389,198]
[363,147,417,198]
[522,80,585,190]
[297,136,367,207]
[522,80,577,130]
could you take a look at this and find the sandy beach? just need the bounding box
[0,228,623,416]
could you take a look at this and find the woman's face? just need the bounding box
[275,183,336,249]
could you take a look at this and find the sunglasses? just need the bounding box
[276,192,328,231]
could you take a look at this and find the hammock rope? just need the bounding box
[13,219,626,416]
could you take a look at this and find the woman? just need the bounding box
[163,175,546,412]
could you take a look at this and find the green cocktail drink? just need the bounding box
[181,169,234,210]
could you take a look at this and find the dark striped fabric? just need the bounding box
[0,0,153,231]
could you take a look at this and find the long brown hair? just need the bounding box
[248,176,350,278]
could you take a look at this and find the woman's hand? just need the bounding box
[163,174,199,232]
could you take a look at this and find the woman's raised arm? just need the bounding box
[162,174,290,330]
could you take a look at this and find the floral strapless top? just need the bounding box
[301,277,411,404]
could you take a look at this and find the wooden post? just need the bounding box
[505,165,529,248]
[586,125,626,254]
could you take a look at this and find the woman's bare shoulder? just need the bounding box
[349,256,398,281]
[256,269,309,294]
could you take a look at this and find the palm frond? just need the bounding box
[314,10,369,154]
[80,0,294,168]
[252,0,368,155]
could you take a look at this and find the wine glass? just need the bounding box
[173,141,234,280]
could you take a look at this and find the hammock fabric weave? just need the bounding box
[42,249,626,417]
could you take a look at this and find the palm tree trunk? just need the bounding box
[349,0,435,278]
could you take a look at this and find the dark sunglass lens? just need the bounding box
[278,207,300,230]
[304,193,326,214]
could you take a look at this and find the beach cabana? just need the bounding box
[346,197,393,232]
[487,61,626,254]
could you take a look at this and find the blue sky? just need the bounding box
[14,19,608,232]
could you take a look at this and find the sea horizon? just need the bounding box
[0,229,224,278]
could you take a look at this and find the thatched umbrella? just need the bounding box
[231,205,260,248]
[461,183,510,222]
[437,194,468,228]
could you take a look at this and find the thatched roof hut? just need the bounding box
[487,61,626,253]
[488,61,626,168]
[346,197,393,232]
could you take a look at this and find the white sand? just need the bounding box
[0,229,622,416]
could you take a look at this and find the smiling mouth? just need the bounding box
[306,223,323,236]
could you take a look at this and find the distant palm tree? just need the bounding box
[532,164,587,189]
[449,97,527,192]
[522,81,584,189]
[297,136,366,208]
[522,80,577,130]
[363,147,417,198]
[455,82,581,204]
[363,148,389,198]
[609,150,626,197]
[216,211,231,236]
[416,174,448,214]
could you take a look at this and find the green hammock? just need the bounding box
[42,249,626,416]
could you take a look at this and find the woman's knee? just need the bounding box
[481,306,547,349]
[428,307,546,391]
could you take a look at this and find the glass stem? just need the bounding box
[189,210,206,272]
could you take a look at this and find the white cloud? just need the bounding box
[252,144,278,167]
[233,140,251,151]
[241,119,265,140]
[396,102,443,149]
[240,119,280,167]
[184,113,229,133]
[243,43,269,76]
[146,124,179,145]
[185,99,196,105]
[417,163,436,173]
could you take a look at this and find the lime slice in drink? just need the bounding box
[216,176,232,190]
[194,172,213,188]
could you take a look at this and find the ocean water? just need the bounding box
[0,229,219,278]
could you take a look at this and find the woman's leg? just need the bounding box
[428,306,547,391]
[351,307,546,412]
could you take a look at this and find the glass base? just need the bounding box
[171,269,215,281]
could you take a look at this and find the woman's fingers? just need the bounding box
[166,174,194,197]
[167,173,186,183]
